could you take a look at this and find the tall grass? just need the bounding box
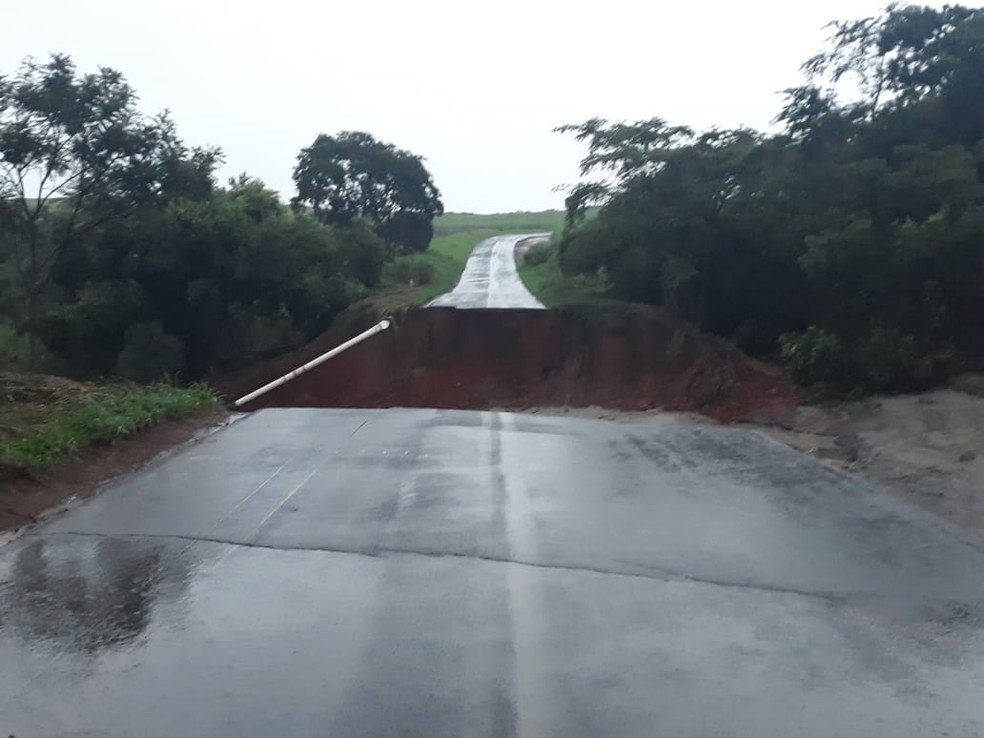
[0,380,217,469]
[516,236,610,307]
[380,230,502,306]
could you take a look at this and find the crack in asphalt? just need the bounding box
[32,530,843,605]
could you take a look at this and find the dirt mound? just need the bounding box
[219,306,797,422]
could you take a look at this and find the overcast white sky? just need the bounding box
[2,0,935,212]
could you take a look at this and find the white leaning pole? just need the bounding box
[233,319,392,408]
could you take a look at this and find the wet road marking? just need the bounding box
[247,464,322,542]
[493,412,545,738]
[168,462,291,569]
[202,461,324,572]
[224,462,289,520]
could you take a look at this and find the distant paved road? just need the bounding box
[2,408,984,737]
[428,234,546,309]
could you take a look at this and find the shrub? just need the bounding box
[377,212,435,253]
[854,323,921,392]
[733,319,780,357]
[114,322,186,383]
[523,243,551,267]
[779,326,843,386]
[383,255,436,287]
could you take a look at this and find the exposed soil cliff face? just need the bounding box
[220,307,796,422]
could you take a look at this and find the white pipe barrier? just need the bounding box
[234,319,392,408]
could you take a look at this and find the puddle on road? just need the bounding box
[0,536,195,655]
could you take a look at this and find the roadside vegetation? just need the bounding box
[516,236,609,307]
[0,55,457,469]
[381,230,499,305]
[0,374,216,472]
[555,5,984,395]
[381,213,568,306]
[0,57,452,382]
[0,54,573,468]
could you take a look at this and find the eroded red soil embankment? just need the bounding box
[220,307,797,422]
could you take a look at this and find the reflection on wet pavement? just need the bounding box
[1,408,984,737]
[428,234,546,309]
[0,537,192,655]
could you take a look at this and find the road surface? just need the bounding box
[2,408,983,737]
[428,234,546,309]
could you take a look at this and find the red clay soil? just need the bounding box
[219,307,797,424]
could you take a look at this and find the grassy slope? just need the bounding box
[0,374,217,470]
[516,238,610,307]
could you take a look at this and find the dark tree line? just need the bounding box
[0,55,442,380]
[557,4,984,391]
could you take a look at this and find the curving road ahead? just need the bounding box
[428,234,546,309]
[2,408,984,737]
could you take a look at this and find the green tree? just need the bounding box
[0,53,219,362]
[556,5,984,392]
[39,178,384,380]
[291,131,443,252]
[554,117,694,222]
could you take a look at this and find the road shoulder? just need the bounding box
[523,380,984,543]
[0,407,231,535]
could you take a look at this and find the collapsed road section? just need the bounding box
[222,306,796,422]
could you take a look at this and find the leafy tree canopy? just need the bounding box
[0,53,219,361]
[0,56,391,382]
[557,4,984,392]
[292,131,443,252]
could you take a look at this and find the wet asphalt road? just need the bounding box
[2,407,984,737]
[427,234,546,309]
